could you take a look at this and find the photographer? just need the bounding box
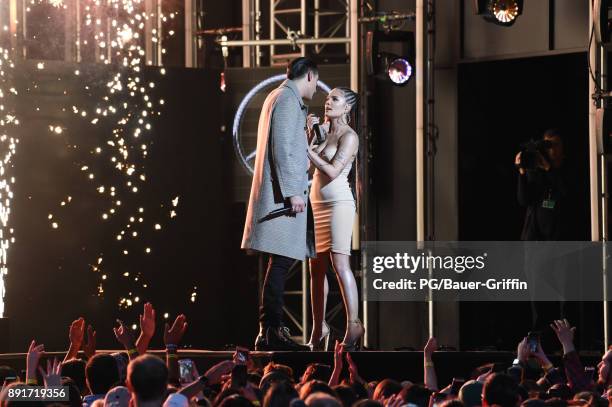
[515,129,569,241]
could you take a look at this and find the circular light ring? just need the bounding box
[387,58,413,85]
[489,0,519,24]
[233,74,332,175]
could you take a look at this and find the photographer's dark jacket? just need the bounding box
[517,168,571,240]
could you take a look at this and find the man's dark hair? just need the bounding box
[546,384,572,401]
[61,379,83,407]
[264,381,299,407]
[260,371,293,396]
[483,373,519,407]
[299,380,338,401]
[440,401,466,407]
[543,129,561,140]
[542,129,564,147]
[372,379,402,401]
[85,354,119,395]
[399,384,433,407]
[287,57,318,80]
[332,385,358,407]
[61,359,87,394]
[353,400,383,407]
[543,398,567,407]
[127,354,168,402]
[219,395,255,407]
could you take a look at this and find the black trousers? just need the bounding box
[259,254,296,328]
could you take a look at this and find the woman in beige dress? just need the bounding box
[306,87,363,351]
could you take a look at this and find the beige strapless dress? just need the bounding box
[310,144,355,255]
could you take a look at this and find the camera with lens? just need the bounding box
[519,139,552,170]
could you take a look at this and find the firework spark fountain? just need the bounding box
[0,49,18,318]
[24,0,184,322]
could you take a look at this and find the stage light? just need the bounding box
[366,30,415,86]
[474,0,523,27]
[387,57,413,86]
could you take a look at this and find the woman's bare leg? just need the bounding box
[331,252,361,343]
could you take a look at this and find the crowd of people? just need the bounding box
[0,303,610,407]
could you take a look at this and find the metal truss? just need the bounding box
[269,0,351,65]
[313,0,350,55]
[270,0,306,65]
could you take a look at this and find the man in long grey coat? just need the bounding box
[242,57,318,351]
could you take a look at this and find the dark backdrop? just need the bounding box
[457,52,600,350]
[3,63,258,352]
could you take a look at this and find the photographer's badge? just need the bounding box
[542,199,556,209]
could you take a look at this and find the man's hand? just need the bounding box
[333,340,344,371]
[203,360,235,386]
[39,358,61,388]
[113,319,135,350]
[139,302,156,340]
[26,340,45,382]
[83,325,96,359]
[551,319,576,354]
[346,352,364,384]
[289,196,305,213]
[164,314,187,346]
[68,317,85,349]
[532,341,553,368]
[517,337,530,364]
[424,337,437,361]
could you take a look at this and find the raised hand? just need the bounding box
[38,357,61,387]
[550,319,576,354]
[113,319,135,350]
[241,383,259,403]
[424,337,438,359]
[329,340,345,387]
[164,314,188,346]
[532,340,553,368]
[333,340,344,371]
[83,325,96,359]
[26,340,45,382]
[517,337,530,364]
[346,352,363,384]
[204,360,235,386]
[68,318,85,349]
[139,302,156,339]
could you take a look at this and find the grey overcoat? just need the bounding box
[241,79,316,260]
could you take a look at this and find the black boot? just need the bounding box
[254,325,310,351]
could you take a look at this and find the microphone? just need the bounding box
[313,123,324,144]
[257,207,293,223]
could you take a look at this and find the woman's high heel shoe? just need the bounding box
[341,319,364,352]
[307,320,331,351]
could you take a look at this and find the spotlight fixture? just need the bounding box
[474,0,524,27]
[387,58,413,85]
[366,30,415,86]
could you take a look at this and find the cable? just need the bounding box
[588,22,604,94]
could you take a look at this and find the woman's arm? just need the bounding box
[308,132,358,181]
